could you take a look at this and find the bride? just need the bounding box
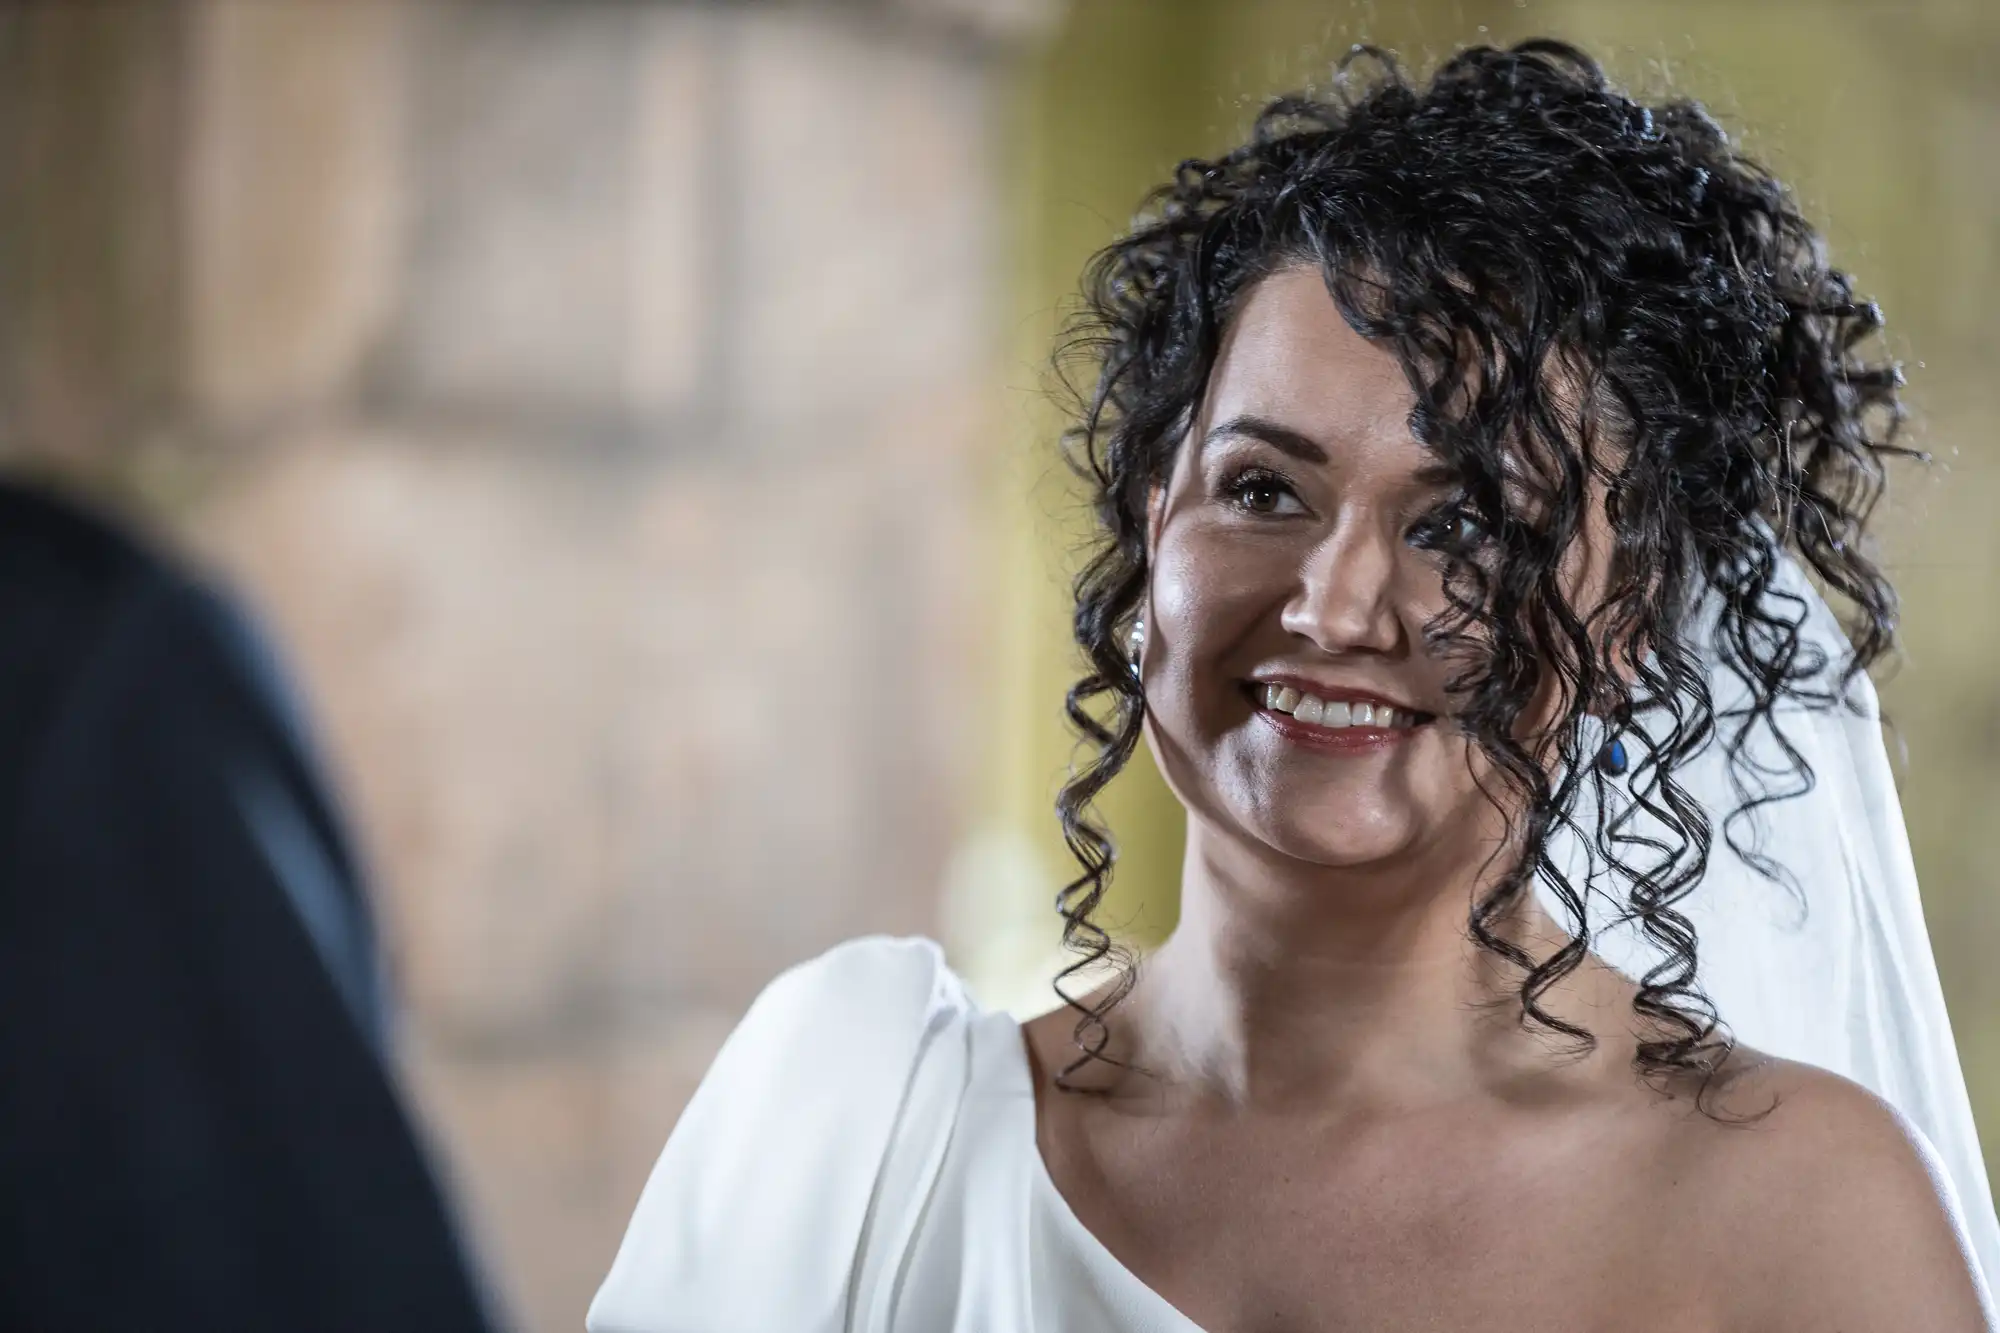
[589,40,1998,1331]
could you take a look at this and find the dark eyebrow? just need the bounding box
[1199,414,1328,464]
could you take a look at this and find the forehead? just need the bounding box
[1201,265,1416,454]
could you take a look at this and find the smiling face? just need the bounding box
[1139,265,1521,873]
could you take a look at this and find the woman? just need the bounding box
[590,41,1998,1330]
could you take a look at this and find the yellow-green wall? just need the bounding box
[973,0,2000,1188]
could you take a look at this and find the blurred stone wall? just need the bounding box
[8,2,1995,1325]
[0,2,1039,1326]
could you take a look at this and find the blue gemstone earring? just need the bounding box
[1596,734,1629,777]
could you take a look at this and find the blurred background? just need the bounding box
[1,0,1993,1327]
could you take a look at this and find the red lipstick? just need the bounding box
[1244,677,1433,755]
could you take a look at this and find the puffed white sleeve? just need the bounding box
[586,935,958,1333]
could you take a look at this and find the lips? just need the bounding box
[1257,682,1424,730]
[1245,678,1435,751]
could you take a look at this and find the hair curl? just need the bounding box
[1050,40,1913,1090]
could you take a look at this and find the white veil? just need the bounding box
[1541,551,2000,1297]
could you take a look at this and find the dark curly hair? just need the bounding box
[1050,39,1912,1090]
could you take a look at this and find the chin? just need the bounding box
[1250,804,1429,869]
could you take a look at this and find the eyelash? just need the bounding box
[1219,465,1301,515]
[1409,502,1485,552]
[1217,466,1487,551]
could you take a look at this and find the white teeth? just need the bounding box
[1258,686,1419,730]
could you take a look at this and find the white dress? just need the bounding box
[588,932,1996,1332]
[587,935,1203,1333]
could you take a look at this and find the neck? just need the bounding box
[1122,818,1615,1112]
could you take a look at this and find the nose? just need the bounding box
[1279,513,1406,657]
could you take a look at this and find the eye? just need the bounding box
[1221,467,1306,516]
[1411,501,1485,552]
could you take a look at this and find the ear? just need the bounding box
[1595,625,1647,720]
[1590,522,1651,718]
[1145,479,1167,559]
[1569,448,1649,719]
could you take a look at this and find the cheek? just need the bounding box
[1149,526,1283,679]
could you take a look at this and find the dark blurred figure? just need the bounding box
[0,478,494,1332]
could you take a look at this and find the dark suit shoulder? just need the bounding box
[0,480,183,812]
[0,477,160,599]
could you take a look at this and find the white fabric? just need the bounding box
[586,935,1200,1332]
[1541,554,2000,1299]
[588,938,966,1333]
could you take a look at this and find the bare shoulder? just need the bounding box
[1662,1050,1990,1330]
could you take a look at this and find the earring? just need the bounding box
[1596,734,1629,777]
[1127,614,1145,677]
